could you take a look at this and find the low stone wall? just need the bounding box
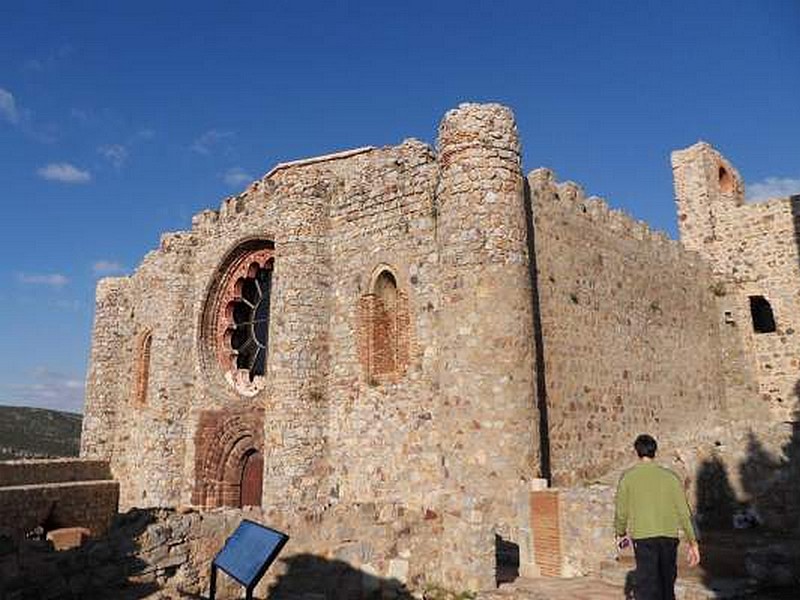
[0,480,119,537]
[552,417,800,577]
[558,484,617,576]
[144,502,494,597]
[0,458,111,486]
[0,502,494,599]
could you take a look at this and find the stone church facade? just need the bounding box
[80,103,799,588]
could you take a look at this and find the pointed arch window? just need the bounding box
[372,270,399,376]
[357,267,411,383]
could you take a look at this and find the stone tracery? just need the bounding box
[201,240,274,396]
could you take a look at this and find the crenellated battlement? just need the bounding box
[528,168,689,259]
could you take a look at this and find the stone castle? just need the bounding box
[74,103,799,590]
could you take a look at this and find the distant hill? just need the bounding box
[0,406,82,460]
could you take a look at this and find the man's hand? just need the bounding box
[686,541,700,567]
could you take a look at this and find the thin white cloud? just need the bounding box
[192,129,235,155]
[4,367,84,413]
[223,166,253,187]
[0,88,19,124]
[98,144,128,169]
[0,88,57,142]
[95,129,155,170]
[747,177,800,202]
[17,273,69,288]
[92,260,126,275]
[22,44,74,73]
[37,162,91,183]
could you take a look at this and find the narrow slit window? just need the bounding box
[372,270,398,376]
[718,165,734,194]
[134,330,152,404]
[749,295,776,334]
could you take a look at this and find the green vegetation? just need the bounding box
[0,406,81,460]
[422,584,477,600]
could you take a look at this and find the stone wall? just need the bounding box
[80,103,539,589]
[0,458,110,486]
[673,143,800,420]
[0,504,493,599]
[0,481,119,538]
[545,416,800,577]
[529,169,728,485]
[78,102,799,590]
[0,458,118,538]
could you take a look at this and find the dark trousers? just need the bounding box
[633,536,679,600]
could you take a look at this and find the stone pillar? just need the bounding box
[81,277,133,462]
[263,174,331,510]
[435,103,539,538]
[671,141,744,263]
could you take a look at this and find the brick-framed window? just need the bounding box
[133,329,152,405]
[357,267,411,384]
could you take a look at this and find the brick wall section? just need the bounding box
[356,284,411,383]
[529,169,728,485]
[673,142,800,420]
[0,481,118,537]
[0,458,111,486]
[531,490,562,577]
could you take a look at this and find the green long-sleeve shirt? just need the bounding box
[614,461,697,542]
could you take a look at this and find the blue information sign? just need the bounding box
[210,520,289,599]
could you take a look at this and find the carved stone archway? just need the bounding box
[192,409,265,508]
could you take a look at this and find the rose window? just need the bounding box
[202,243,275,396]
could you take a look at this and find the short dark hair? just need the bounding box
[634,434,657,458]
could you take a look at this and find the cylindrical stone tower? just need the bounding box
[435,103,539,536]
[262,173,331,510]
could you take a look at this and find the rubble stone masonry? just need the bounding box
[75,103,797,589]
[0,459,118,537]
[673,143,800,420]
[529,169,728,484]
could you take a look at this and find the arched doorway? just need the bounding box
[239,449,264,507]
[193,409,265,509]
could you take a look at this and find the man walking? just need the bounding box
[614,434,700,600]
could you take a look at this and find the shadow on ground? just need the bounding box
[263,554,414,600]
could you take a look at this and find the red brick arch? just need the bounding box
[357,265,412,384]
[192,409,264,508]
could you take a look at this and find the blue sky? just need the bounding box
[1,1,799,413]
